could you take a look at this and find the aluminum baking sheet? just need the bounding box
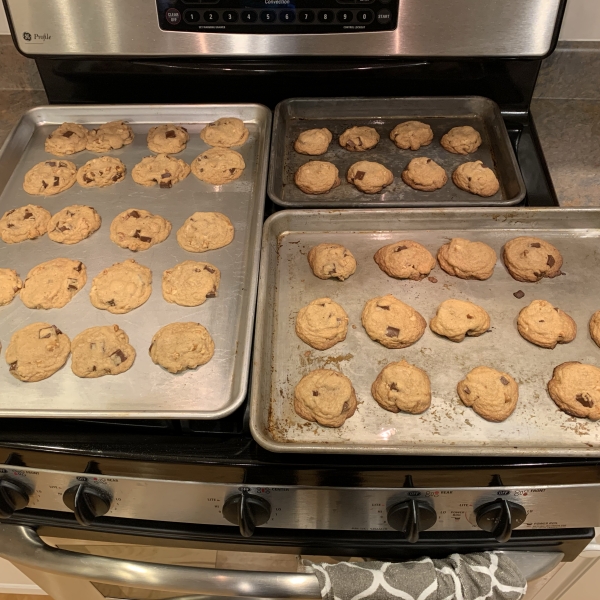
[0,104,271,419]
[251,208,600,455]
[268,97,526,209]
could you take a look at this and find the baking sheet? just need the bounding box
[268,97,526,208]
[251,208,600,455]
[0,104,271,419]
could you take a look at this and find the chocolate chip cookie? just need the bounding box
[5,322,71,382]
[48,205,101,245]
[339,126,379,152]
[132,153,190,188]
[294,128,333,156]
[23,160,77,196]
[457,366,519,422]
[176,211,234,253]
[295,298,349,351]
[90,259,152,314]
[71,325,136,378]
[548,362,600,421]
[20,258,86,310]
[389,121,433,151]
[147,124,189,154]
[86,120,134,152]
[402,157,447,192]
[0,268,22,306]
[374,240,435,280]
[452,161,499,197]
[502,237,563,282]
[77,156,126,188]
[294,369,357,428]
[191,148,245,185]
[307,243,356,281]
[162,261,220,307]
[361,294,426,349]
[149,322,215,374]
[0,204,51,244]
[440,126,482,155]
[200,117,249,148]
[517,300,577,349]
[347,161,394,194]
[589,311,600,348]
[437,238,497,280]
[45,122,89,156]
[294,161,340,195]
[371,359,431,414]
[110,209,171,252]
[430,299,490,343]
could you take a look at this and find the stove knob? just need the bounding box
[222,491,271,538]
[475,499,527,543]
[63,484,112,526]
[0,479,30,518]
[387,499,437,543]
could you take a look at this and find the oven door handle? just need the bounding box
[0,524,562,597]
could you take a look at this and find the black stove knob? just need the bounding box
[0,479,30,518]
[63,483,112,526]
[387,499,437,543]
[475,499,527,543]
[222,491,271,537]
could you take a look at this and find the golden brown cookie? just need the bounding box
[307,243,356,281]
[347,161,394,194]
[430,299,490,343]
[548,362,600,421]
[110,209,171,252]
[86,120,134,152]
[191,148,245,185]
[440,126,482,155]
[162,261,220,307]
[452,161,499,197]
[0,204,51,244]
[339,126,379,152]
[373,240,435,281]
[437,238,497,280]
[23,160,77,196]
[48,205,101,245]
[294,128,332,156]
[131,154,190,188]
[590,311,600,348]
[389,121,433,151]
[458,366,519,422]
[200,117,249,148]
[294,369,357,428]
[295,298,349,351]
[147,124,189,154]
[45,122,89,156]
[517,300,577,349]
[176,212,234,253]
[0,268,22,306]
[371,360,431,414]
[294,161,340,195]
[502,237,563,282]
[401,157,447,192]
[77,156,126,188]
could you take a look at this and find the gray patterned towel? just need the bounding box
[303,552,527,600]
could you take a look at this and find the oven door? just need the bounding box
[0,524,575,600]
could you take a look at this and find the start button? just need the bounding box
[377,8,392,24]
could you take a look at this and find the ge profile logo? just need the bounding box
[23,32,32,41]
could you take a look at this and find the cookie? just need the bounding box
[0,204,51,244]
[200,117,249,148]
[590,311,600,348]
[294,369,357,428]
[517,299,577,349]
[437,238,497,280]
[0,268,22,306]
[162,261,220,307]
[48,205,101,245]
[20,258,86,310]
[361,294,426,349]
[347,161,394,194]
[371,360,431,414]
[457,366,519,422]
[77,156,126,188]
[132,153,190,188]
[307,243,356,281]
[90,259,152,314]
[23,160,77,196]
[430,299,490,343]
[71,325,136,378]
[401,157,447,192]
[86,120,134,152]
[294,128,332,156]
[5,323,71,382]
[110,209,171,252]
[374,240,435,281]
[295,298,349,351]
[294,161,340,195]
[177,212,234,253]
[440,126,482,155]
[45,122,89,156]
[191,148,245,185]
[452,161,499,197]
[502,237,563,283]
[389,121,433,151]
[149,322,215,374]
[547,362,600,421]
[339,126,379,152]
[147,124,189,154]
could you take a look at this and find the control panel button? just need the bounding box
[475,499,527,543]
[241,10,258,23]
[63,483,112,527]
[204,10,219,22]
[223,10,238,23]
[356,9,374,23]
[377,9,392,24]
[165,8,182,25]
[183,10,201,24]
[260,10,276,23]
[387,499,437,543]
[222,491,271,538]
[337,10,354,23]
[357,0,375,3]
[298,10,316,23]
[279,10,296,23]
[0,478,30,518]
[318,10,335,23]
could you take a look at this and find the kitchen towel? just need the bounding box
[302,552,527,600]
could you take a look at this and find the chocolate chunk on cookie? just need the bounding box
[307,243,356,281]
[48,205,101,245]
[402,157,447,192]
[452,161,499,197]
[191,148,245,185]
[177,211,234,253]
[389,121,433,151]
[339,126,379,152]
[374,240,435,281]
[294,161,340,195]
[147,124,189,154]
[110,208,171,252]
[503,236,563,282]
[430,299,490,343]
[295,298,349,351]
[548,362,600,421]
[132,153,190,188]
[200,117,249,148]
[371,359,431,414]
[437,238,497,280]
[347,161,393,194]
[294,128,333,156]
[45,122,89,156]
[440,126,482,155]
[86,120,134,152]
[517,299,577,349]
[162,261,220,307]
[0,268,22,306]
[0,204,51,244]
[23,160,77,196]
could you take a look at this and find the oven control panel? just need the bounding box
[157,0,398,33]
